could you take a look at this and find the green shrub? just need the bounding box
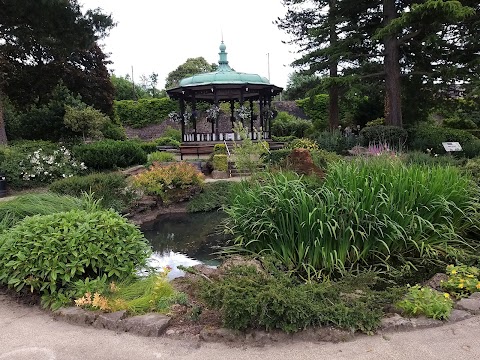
[296,94,329,131]
[461,139,480,158]
[212,154,228,171]
[155,137,181,148]
[287,138,319,151]
[465,157,480,183]
[147,151,176,166]
[73,140,147,170]
[443,117,477,130]
[63,105,109,140]
[187,181,236,212]
[213,144,227,155]
[0,192,100,233]
[365,117,385,127]
[271,111,312,138]
[314,130,360,154]
[360,125,408,147]
[49,172,134,212]
[114,98,177,128]
[0,209,151,308]
[310,149,343,169]
[132,140,158,154]
[223,159,479,278]
[132,162,204,203]
[161,126,181,141]
[408,123,478,157]
[1,144,87,189]
[271,135,297,143]
[101,121,127,140]
[396,285,453,320]
[265,149,292,165]
[201,266,398,333]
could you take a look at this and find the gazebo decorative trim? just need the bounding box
[166,41,283,142]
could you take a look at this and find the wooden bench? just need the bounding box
[180,145,214,160]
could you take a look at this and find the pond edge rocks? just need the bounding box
[51,291,480,345]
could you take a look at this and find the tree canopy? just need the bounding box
[0,0,115,143]
[165,57,218,89]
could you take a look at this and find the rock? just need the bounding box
[211,170,229,179]
[184,264,218,281]
[286,148,325,178]
[294,327,354,343]
[199,327,243,342]
[410,316,443,329]
[93,310,127,330]
[379,314,413,332]
[120,313,171,337]
[53,307,98,326]
[469,292,480,300]
[447,309,472,323]
[422,273,448,291]
[219,256,264,273]
[122,165,146,177]
[455,298,480,314]
[347,146,369,156]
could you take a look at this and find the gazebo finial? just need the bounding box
[218,40,229,70]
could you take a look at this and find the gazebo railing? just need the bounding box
[183,132,270,142]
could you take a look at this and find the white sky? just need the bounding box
[79,0,298,90]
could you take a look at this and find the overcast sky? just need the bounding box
[79,0,298,90]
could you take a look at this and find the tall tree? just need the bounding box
[0,0,114,143]
[165,57,218,89]
[279,0,479,128]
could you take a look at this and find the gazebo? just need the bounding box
[167,42,283,143]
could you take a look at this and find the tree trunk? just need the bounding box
[383,0,403,127]
[0,94,7,145]
[328,0,340,130]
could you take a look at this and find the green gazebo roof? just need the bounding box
[179,42,271,87]
[167,41,282,102]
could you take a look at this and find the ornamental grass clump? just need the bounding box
[223,157,479,278]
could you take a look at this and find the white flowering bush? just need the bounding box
[20,146,87,182]
[235,105,251,123]
[2,144,87,188]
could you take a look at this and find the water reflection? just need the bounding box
[141,211,228,279]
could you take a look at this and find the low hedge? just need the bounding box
[72,140,147,170]
[360,125,408,147]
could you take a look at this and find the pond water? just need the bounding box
[141,211,229,279]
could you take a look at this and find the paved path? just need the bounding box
[1,293,480,360]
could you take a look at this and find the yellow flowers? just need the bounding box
[451,270,457,275]
[444,293,450,299]
[458,283,464,289]
[75,292,110,311]
[476,283,480,290]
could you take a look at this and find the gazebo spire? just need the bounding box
[218,41,231,71]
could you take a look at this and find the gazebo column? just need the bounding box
[249,99,254,140]
[180,97,186,142]
[192,94,197,141]
[259,94,264,140]
[267,96,272,139]
[214,88,219,141]
[230,100,235,127]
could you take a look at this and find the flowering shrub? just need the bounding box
[396,285,453,320]
[234,105,251,123]
[20,146,87,181]
[287,138,319,151]
[441,264,480,298]
[2,145,87,188]
[132,162,204,203]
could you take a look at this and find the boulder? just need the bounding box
[119,313,171,337]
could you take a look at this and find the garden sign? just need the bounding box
[442,142,462,152]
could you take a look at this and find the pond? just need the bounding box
[141,211,229,279]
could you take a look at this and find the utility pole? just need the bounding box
[131,65,137,101]
[267,53,270,82]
